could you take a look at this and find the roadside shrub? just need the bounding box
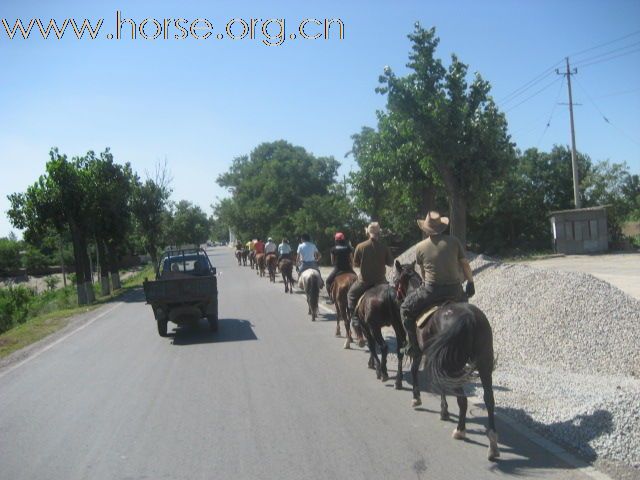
[44,276,60,291]
[0,286,35,334]
[0,238,22,274]
[22,246,52,273]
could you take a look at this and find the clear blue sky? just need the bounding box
[1,0,639,237]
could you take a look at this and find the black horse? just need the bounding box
[394,261,499,461]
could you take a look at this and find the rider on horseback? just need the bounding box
[326,232,354,302]
[347,222,393,327]
[278,238,292,260]
[254,238,265,255]
[265,237,277,256]
[296,233,322,271]
[401,211,475,357]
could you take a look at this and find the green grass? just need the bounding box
[0,265,154,359]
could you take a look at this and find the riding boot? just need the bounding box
[404,323,420,357]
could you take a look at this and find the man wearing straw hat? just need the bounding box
[347,222,394,326]
[401,211,475,357]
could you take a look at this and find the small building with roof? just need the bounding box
[549,206,609,254]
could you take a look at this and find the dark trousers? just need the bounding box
[326,267,354,296]
[347,279,378,315]
[400,283,466,334]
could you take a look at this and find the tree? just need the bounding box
[171,200,210,246]
[350,111,446,247]
[0,237,22,274]
[8,148,95,304]
[377,24,515,246]
[131,162,172,275]
[216,140,340,242]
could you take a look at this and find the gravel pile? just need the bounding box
[388,245,640,473]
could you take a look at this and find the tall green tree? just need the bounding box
[131,163,172,275]
[170,200,210,247]
[216,140,339,241]
[378,24,515,246]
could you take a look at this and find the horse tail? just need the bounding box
[424,310,475,393]
[306,273,320,311]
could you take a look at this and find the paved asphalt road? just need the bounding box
[0,247,600,480]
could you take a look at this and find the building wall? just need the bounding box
[550,210,608,254]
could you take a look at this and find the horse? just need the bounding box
[266,253,278,282]
[249,250,256,270]
[241,248,249,266]
[394,261,499,461]
[235,249,242,266]
[298,268,322,321]
[278,258,295,293]
[355,277,407,390]
[331,271,365,349]
[255,253,266,277]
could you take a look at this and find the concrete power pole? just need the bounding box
[557,57,581,209]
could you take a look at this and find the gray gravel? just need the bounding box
[389,246,640,473]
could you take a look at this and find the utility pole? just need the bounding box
[556,57,581,208]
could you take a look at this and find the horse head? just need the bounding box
[393,260,422,301]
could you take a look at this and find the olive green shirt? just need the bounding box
[415,234,465,285]
[353,238,393,284]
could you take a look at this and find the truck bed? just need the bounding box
[143,275,217,305]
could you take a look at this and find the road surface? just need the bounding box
[0,247,602,480]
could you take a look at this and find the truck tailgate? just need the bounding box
[143,276,217,304]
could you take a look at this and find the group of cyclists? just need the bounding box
[234,210,476,356]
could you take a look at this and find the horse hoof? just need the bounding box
[452,429,466,440]
[487,430,500,461]
[440,412,450,421]
[335,328,341,337]
[412,398,422,408]
[394,382,402,390]
[343,339,350,349]
[381,374,389,382]
[358,339,366,348]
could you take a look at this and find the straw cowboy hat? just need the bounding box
[365,222,381,237]
[417,211,449,235]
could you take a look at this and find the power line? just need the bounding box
[567,28,640,59]
[504,77,562,113]
[574,77,640,148]
[573,40,640,67]
[577,48,640,69]
[595,87,640,99]
[497,60,563,106]
[536,76,565,148]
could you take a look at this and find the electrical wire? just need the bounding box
[536,76,565,148]
[576,48,640,69]
[504,77,562,113]
[574,77,640,147]
[573,40,640,68]
[567,29,640,59]
[498,60,563,106]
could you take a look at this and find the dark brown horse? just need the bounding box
[235,249,242,266]
[278,258,295,293]
[331,272,365,349]
[355,277,407,390]
[241,248,249,266]
[394,261,499,461]
[266,253,278,282]
[249,250,256,270]
[255,253,266,277]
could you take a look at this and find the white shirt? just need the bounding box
[265,241,277,254]
[297,242,318,262]
[278,243,292,255]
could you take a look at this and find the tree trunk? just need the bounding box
[438,165,468,250]
[97,239,110,296]
[69,224,87,305]
[448,194,467,250]
[79,233,95,304]
[59,235,67,288]
[106,241,121,290]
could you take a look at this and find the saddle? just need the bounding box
[416,301,453,328]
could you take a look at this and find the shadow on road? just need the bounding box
[170,318,257,345]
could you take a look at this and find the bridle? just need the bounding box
[395,268,422,301]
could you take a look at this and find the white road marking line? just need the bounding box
[0,298,127,380]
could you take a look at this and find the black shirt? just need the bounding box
[331,244,353,271]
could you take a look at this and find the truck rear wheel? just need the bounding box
[157,318,168,337]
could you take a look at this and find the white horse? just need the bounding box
[298,269,323,322]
